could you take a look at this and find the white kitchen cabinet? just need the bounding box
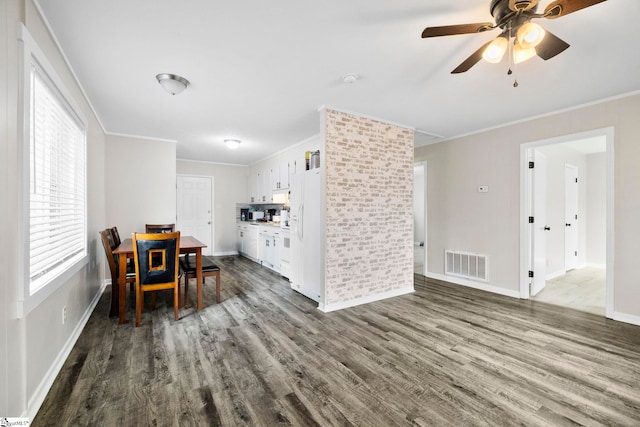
[258,226,282,272]
[237,224,258,260]
[270,160,292,192]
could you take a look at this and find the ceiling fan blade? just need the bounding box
[422,22,494,38]
[544,0,607,19]
[451,40,493,74]
[536,30,570,60]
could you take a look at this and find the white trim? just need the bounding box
[414,161,428,274]
[425,272,521,299]
[318,286,415,313]
[586,263,607,269]
[545,270,565,281]
[28,280,107,420]
[214,251,238,256]
[519,127,615,319]
[612,312,640,327]
[176,158,248,168]
[318,105,416,131]
[107,132,177,144]
[439,90,640,144]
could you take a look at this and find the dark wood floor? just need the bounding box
[34,257,640,426]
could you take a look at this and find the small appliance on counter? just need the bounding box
[253,211,265,221]
[240,208,250,221]
[280,210,289,228]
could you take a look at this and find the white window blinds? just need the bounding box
[29,66,86,294]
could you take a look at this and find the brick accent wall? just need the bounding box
[324,109,414,305]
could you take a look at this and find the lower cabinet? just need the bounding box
[238,224,289,277]
[236,224,258,261]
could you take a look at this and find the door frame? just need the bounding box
[414,161,428,275]
[176,174,215,256]
[519,127,614,318]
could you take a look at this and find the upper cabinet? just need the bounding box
[271,159,292,191]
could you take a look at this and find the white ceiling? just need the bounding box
[34,0,640,166]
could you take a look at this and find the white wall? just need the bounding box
[175,160,248,254]
[415,93,640,323]
[105,135,176,238]
[2,0,107,417]
[586,152,607,265]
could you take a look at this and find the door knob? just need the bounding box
[544,226,551,231]
[566,223,571,227]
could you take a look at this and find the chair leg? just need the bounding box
[214,271,221,303]
[151,291,157,310]
[135,287,142,327]
[184,276,190,308]
[174,285,179,321]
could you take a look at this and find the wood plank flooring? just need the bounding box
[34,257,640,426]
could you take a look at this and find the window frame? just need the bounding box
[17,24,88,318]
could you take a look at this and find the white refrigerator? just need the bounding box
[289,168,322,302]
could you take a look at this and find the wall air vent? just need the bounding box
[445,250,488,282]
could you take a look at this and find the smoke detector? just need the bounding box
[342,73,359,84]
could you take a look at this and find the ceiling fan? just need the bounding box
[421,0,607,76]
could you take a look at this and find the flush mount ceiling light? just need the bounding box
[155,73,190,95]
[342,73,359,84]
[224,139,241,149]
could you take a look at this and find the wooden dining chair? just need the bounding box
[132,231,181,327]
[179,254,222,307]
[145,223,176,233]
[110,226,122,246]
[99,229,136,316]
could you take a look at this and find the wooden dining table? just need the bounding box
[113,235,207,325]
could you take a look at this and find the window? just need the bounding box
[18,24,87,317]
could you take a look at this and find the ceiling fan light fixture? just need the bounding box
[513,43,537,64]
[156,73,190,95]
[224,139,241,149]
[516,22,546,49]
[482,36,508,63]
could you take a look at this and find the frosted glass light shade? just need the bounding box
[517,22,546,49]
[482,37,508,63]
[513,43,537,64]
[156,73,190,95]
[225,139,241,149]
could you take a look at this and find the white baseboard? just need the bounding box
[214,250,238,256]
[319,286,415,313]
[612,311,640,327]
[28,280,108,421]
[546,270,565,281]
[425,272,521,299]
[586,263,607,269]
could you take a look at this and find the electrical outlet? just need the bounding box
[62,306,67,324]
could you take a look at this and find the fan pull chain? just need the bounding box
[507,22,518,87]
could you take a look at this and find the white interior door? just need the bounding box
[531,150,547,296]
[564,165,578,271]
[177,175,213,256]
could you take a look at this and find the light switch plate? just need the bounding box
[478,185,489,193]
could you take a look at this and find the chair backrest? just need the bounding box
[110,226,121,246]
[99,229,118,281]
[145,223,176,234]
[133,232,181,286]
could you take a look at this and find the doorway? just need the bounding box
[414,162,427,276]
[176,175,214,256]
[520,128,613,318]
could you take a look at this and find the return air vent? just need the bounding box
[445,250,488,282]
